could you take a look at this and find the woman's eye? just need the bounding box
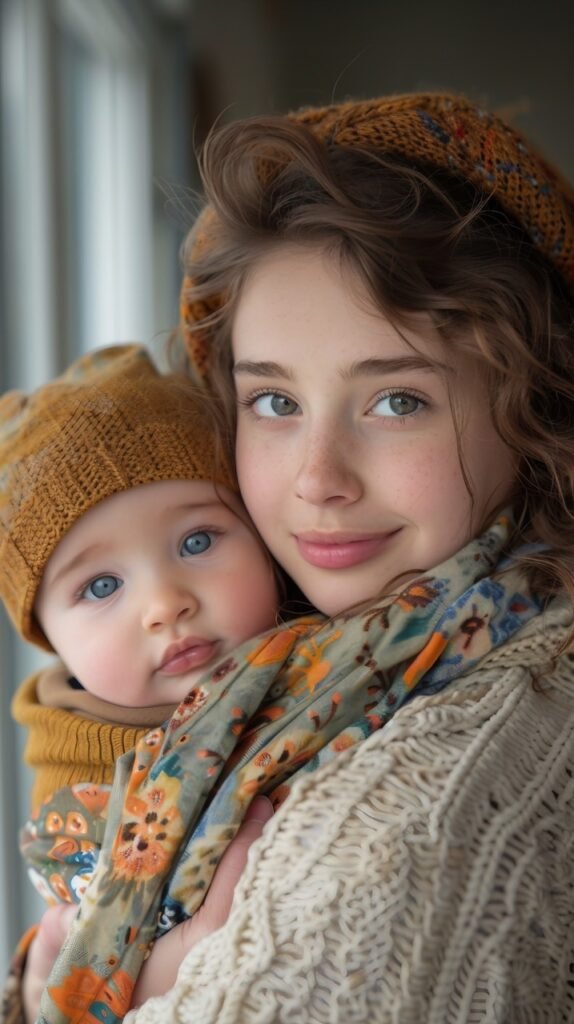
[181,531,213,557]
[82,576,122,601]
[371,392,423,418]
[251,393,299,417]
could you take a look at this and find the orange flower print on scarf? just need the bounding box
[246,619,317,666]
[110,775,182,883]
[49,963,132,1023]
[285,630,342,696]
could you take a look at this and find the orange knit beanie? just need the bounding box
[180,91,574,380]
[0,344,235,649]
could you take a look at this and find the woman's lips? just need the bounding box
[295,531,399,569]
[159,639,219,676]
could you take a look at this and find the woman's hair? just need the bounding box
[179,115,574,622]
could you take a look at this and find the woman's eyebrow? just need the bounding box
[233,356,447,380]
[343,356,448,379]
[233,360,294,380]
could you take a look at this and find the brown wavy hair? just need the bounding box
[178,116,574,636]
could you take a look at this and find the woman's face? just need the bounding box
[232,246,516,615]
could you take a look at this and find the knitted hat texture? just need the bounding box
[0,344,235,649]
[180,91,574,380]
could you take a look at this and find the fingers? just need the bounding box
[241,793,276,826]
[131,796,274,1008]
[28,904,76,975]
[23,905,76,1024]
[201,795,274,930]
[39,904,76,951]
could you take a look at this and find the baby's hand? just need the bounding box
[131,795,274,1007]
[21,796,273,1019]
[22,903,77,1024]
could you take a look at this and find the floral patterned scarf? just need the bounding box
[38,513,541,1023]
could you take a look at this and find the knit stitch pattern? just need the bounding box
[11,674,150,808]
[125,601,574,1024]
[0,345,234,648]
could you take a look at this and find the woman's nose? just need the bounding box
[294,429,363,506]
[141,581,198,632]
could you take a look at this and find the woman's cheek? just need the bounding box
[236,434,281,523]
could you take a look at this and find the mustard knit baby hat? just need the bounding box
[0,344,235,649]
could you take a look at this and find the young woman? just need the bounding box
[159,90,574,1023]
[14,92,574,1024]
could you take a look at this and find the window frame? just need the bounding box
[0,0,191,967]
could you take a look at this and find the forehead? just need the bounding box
[43,480,238,567]
[232,245,447,367]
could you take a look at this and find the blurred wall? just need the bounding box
[185,0,574,177]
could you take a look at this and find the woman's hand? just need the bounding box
[131,795,274,1007]
[21,795,274,1022]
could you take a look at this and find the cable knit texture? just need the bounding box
[126,600,574,1024]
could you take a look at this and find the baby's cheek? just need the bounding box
[68,634,126,702]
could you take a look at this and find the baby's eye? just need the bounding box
[181,531,213,557]
[251,393,300,417]
[370,392,424,418]
[82,575,122,601]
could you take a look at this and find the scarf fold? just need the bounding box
[39,513,541,1024]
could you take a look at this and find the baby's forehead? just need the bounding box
[40,478,241,575]
[72,477,239,529]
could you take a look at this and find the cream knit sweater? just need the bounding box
[127,601,574,1024]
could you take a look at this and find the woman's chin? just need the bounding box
[298,581,382,618]
[293,565,429,618]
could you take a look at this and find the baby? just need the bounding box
[0,343,279,908]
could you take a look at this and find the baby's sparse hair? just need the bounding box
[177,92,574,616]
[0,344,236,649]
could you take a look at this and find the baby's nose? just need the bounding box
[141,583,198,631]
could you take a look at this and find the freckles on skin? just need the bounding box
[232,246,516,612]
[371,428,467,514]
[379,439,439,504]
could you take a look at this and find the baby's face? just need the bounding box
[35,480,278,707]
